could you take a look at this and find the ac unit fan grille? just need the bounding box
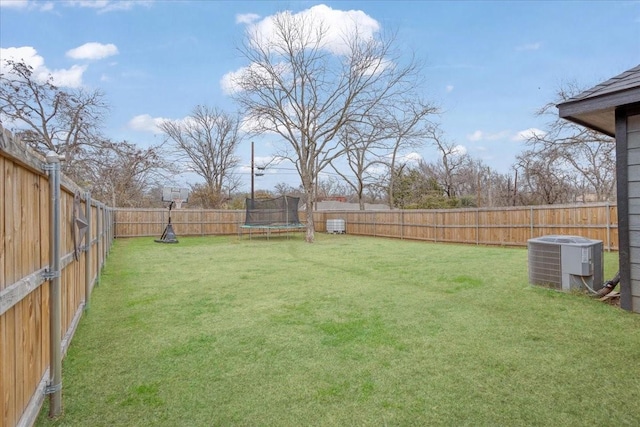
[528,242,562,289]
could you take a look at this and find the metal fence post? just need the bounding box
[606,202,611,252]
[45,151,62,417]
[85,192,92,311]
[96,204,102,284]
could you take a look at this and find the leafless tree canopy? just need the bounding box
[84,139,174,207]
[1,60,176,206]
[231,10,430,241]
[159,105,242,208]
[518,82,616,203]
[0,60,109,180]
[330,99,437,210]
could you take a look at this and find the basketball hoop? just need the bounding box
[162,186,189,208]
[156,189,187,244]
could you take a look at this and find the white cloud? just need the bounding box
[467,130,484,141]
[468,128,547,143]
[64,1,153,13]
[0,46,86,87]
[445,85,454,93]
[236,13,260,24]
[362,57,393,76]
[49,64,87,88]
[65,0,110,7]
[221,61,290,96]
[127,114,168,133]
[0,0,30,9]
[391,152,422,165]
[250,4,380,56]
[451,145,467,156]
[66,42,119,60]
[0,0,149,12]
[220,66,247,95]
[512,127,546,141]
[0,46,44,71]
[1,0,54,11]
[467,130,510,142]
[223,5,382,95]
[516,42,541,51]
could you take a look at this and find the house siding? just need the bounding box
[628,114,640,312]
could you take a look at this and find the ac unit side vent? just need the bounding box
[528,242,562,288]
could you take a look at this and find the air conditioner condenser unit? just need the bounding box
[326,219,346,234]
[527,235,604,292]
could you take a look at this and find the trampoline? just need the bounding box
[240,196,305,239]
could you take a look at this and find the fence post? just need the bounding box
[45,151,63,417]
[476,209,479,245]
[85,192,92,311]
[606,202,611,252]
[96,204,102,284]
[530,207,534,238]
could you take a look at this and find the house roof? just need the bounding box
[557,64,640,137]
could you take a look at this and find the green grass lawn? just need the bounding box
[37,234,640,426]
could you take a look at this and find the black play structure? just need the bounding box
[241,195,305,238]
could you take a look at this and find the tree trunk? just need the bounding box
[305,200,315,243]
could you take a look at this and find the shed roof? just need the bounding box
[557,64,640,137]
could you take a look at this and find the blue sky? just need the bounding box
[1,0,639,192]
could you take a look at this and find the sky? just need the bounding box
[1,0,639,194]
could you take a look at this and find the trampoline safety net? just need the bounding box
[244,196,302,227]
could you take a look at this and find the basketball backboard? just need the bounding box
[162,187,190,203]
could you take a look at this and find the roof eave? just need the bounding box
[557,87,640,138]
[559,115,615,138]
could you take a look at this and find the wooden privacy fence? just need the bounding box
[316,204,618,251]
[115,203,618,251]
[1,127,114,427]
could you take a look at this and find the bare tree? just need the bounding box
[331,100,437,210]
[316,176,351,201]
[525,82,616,202]
[159,105,242,208]
[230,10,427,241]
[380,101,438,208]
[0,60,108,181]
[515,150,574,204]
[273,182,300,197]
[330,117,386,209]
[85,139,173,207]
[424,127,473,200]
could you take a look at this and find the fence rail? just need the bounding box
[115,203,618,251]
[1,127,113,427]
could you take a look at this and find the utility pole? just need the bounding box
[251,141,255,201]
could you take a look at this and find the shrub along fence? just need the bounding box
[115,202,618,251]
[1,127,113,427]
